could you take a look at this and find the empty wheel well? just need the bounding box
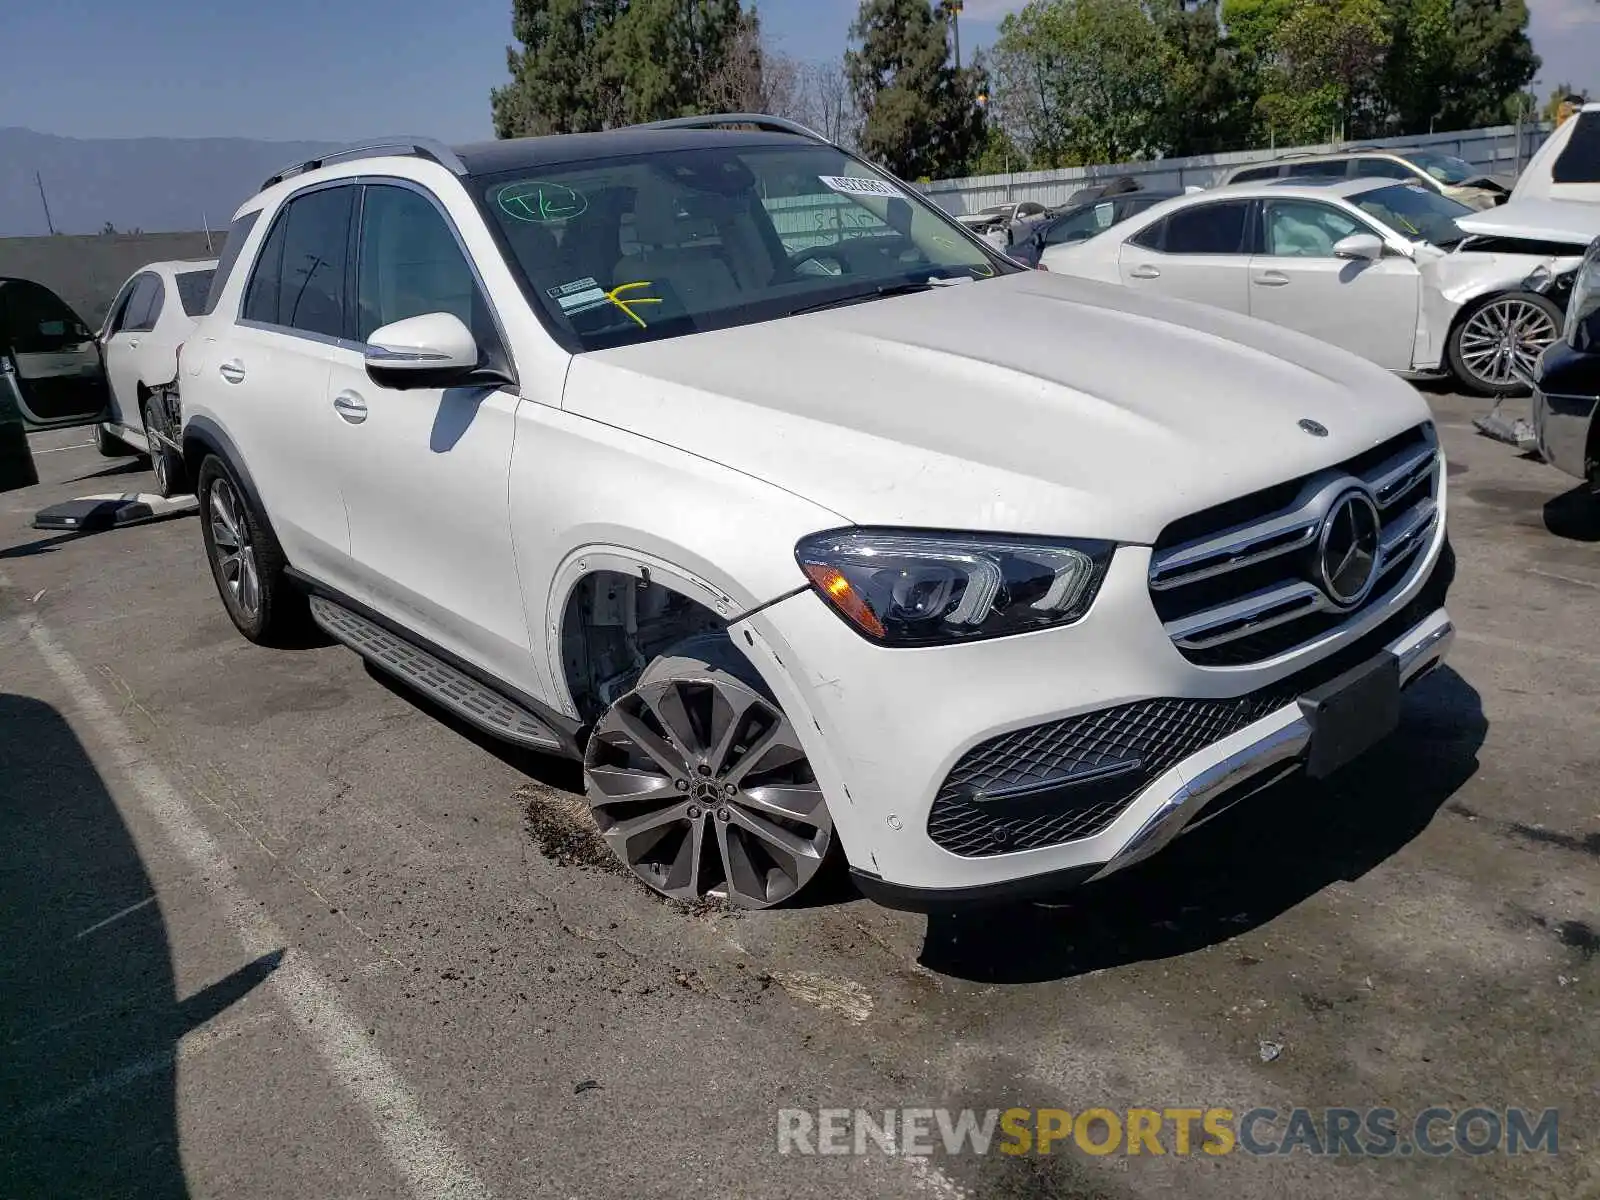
[560,570,728,723]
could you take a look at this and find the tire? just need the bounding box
[94,422,131,459]
[197,455,306,644]
[582,631,834,908]
[143,396,187,498]
[1447,292,1564,397]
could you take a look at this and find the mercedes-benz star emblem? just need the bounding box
[1317,490,1382,607]
[1299,418,1329,437]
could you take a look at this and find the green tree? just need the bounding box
[491,0,752,135]
[846,0,987,178]
[1254,0,1391,143]
[492,0,624,136]
[1379,0,1454,132]
[1433,0,1538,129]
[991,0,1170,167]
[603,0,749,125]
[1153,0,1254,155]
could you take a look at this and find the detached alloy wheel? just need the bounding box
[1448,293,1563,396]
[583,635,832,908]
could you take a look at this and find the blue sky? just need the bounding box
[1,0,1593,144]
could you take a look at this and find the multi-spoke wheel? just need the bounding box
[1448,293,1563,397]
[143,395,186,498]
[208,475,260,618]
[197,455,304,644]
[583,635,832,908]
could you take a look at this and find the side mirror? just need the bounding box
[1333,233,1384,262]
[364,313,479,390]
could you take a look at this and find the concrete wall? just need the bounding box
[921,123,1553,216]
[0,232,216,327]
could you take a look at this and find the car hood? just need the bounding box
[563,271,1433,544]
[1457,198,1600,245]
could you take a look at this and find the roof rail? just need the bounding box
[259,137,468,191]
[635,113,832,144]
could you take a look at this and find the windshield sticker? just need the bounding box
[819,175,902,200]
[548,277,609,315]
[497,181,589,223]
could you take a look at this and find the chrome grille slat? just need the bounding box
[1150,424,1441,665]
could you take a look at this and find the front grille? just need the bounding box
[1149,424,1441,667]
[926,543,1453,858]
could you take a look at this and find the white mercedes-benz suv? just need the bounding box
[172,116,1455,910]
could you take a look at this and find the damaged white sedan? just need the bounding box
[1041,177,1588,395]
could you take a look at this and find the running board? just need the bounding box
[309,595,565,752]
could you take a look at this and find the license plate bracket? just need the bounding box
[1299,652,1401,779]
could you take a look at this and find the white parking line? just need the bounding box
[32,441,96,454]
[73,894,157,939]
[8,588,490,1200]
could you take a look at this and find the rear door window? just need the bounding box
[241,185,355,338]
[1353,158,1416,180]
[1286,160,1345,179]
[121,274,163,333]
[1160,201,1252,254]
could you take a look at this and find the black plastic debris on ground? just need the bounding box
[33,492,198,533]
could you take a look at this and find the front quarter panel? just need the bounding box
[509,400,848,715]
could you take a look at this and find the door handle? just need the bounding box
[332,390,368,424]
[127,339,141,350]
[1129,265,1161,279]
[218,360,246,384]
[1254,272,1290,287]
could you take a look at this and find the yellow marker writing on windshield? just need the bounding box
[607,281,663,329]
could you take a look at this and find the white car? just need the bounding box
[1041,177,1584,395]
[1510,102,1600,205]
[95,259,217,492]
[11,118,1456,909]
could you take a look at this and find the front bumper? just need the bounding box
[735,520,1454,905]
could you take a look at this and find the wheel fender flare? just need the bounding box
[182,416,277,538]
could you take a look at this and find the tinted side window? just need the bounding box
[1354,158,1415,180]
[355,184,489,347]
[1286,160,1343,178]
[1229,165,1279,183]
[242,185,354,337]
[1553,112,1600,184]
[122,274,163,333]
[1044,202,1114,246]
[174,270,216,317]
[243,213,287,325]
[1162,202,1251,254]
[204,210,260,316]
[1129,218,1165,250]
[105,278,140,335]
[0,279,94,353]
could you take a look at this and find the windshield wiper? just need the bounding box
[785,276,969,318]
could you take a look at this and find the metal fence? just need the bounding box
[919,122,1553,216]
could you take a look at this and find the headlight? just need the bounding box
[795,528,1114,645]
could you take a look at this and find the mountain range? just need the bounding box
[1,128,343,237]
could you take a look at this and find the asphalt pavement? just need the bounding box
[1,397,1596,1199]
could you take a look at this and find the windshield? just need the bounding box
[1352,183,1473,247]
[1403,151,1478,185]
[475,143,1010,352]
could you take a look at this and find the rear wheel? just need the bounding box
[143,396,186,498]
[583,633,833,908]
[197,455,305,644]
[1447,292,1563,396]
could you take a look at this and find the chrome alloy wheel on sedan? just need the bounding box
[207,476,261,619]
[1455,295,1561,392]
[583,652,832,908]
